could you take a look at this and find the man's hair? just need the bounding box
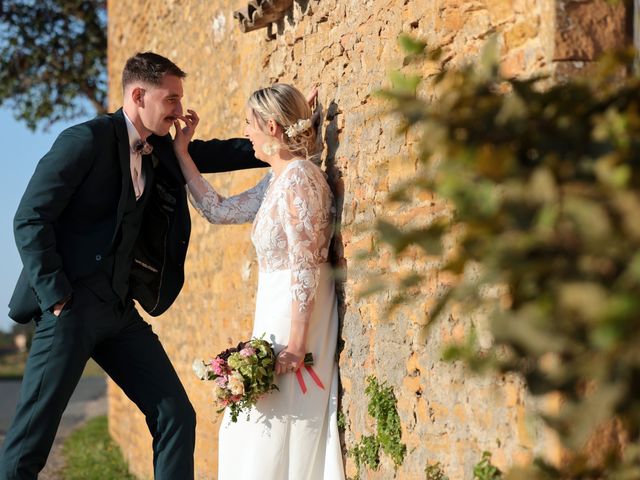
[122,52,186,89]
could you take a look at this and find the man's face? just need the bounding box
[139,74,184,136]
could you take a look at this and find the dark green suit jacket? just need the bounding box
[8,108,267,323]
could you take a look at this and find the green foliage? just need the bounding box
[337,409,347,431]
[377,33,640,476]
[0,0,107,130]
[0,331,13,348]
[365,376,407,467]
[62,416,136,480]
[349,376,407,476]
[473,451,502,480]
[0,351,28,379]
[425,461,449,480]
[350,434,380,473]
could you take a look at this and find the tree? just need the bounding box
[376,35,640,478]
[0,0,107,130]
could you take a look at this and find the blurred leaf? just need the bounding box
[389,70,421,96]
[491,305,568,356]
[561,383,626,450]
[373,34,640,475]
[398,33,426,56]
[358,280,388,299]
[476,34,500,81]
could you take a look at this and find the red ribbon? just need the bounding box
[295,365,325,394]
[295,369,307,394]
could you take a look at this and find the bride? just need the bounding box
[172,84,345,479]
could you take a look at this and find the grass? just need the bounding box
[62,416,136,480]
[0,351,29,379]
[0,352,105,380]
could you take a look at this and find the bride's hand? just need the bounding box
[173,109,199,159]
[275,347,305,375]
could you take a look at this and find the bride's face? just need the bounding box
[244,108,276,161]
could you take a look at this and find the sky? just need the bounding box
[0,108,92,332]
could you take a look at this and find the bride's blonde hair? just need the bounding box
[248,84,318,161]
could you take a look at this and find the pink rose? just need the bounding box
[240,347,256,357]
[211,357,227,375]
[215,376,228,388]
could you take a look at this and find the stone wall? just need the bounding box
[106,1,626,478]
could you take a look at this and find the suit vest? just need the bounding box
[106,155,154,302]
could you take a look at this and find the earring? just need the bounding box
[262,142,278,156]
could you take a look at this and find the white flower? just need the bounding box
[192,359,208,380]
[285,118,312,138]
[228,372,245,396]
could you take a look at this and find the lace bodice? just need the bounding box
[187,159,335,316]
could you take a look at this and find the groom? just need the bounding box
[0,52,268,479]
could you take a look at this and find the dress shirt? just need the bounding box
[123,111,146,200]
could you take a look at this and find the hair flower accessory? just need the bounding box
[285,118,312,138]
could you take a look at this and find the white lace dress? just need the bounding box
[187,159,345,480]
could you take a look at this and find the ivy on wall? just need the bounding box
[349,376,406,478]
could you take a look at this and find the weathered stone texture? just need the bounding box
[555,0,628,61]
[106,1,623,478]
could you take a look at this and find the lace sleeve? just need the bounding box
[187,172,271,224]
[277,161,334,318]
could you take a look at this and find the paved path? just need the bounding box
[0,377,107,479]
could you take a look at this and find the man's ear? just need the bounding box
[131,86,145,107]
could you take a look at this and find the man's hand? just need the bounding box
[52,295,71,317]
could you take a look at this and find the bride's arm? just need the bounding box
[173,111,270,224]
[186,173,271,224]
[275,164,333,374]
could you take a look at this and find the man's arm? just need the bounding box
[188,137,268,174]
[13,124,94,312]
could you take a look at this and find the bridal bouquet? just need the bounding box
[193,337,324,422]
[192,337,279,422]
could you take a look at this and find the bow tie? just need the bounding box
[132,139,153,156]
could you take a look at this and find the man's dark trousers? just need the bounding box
[0,284,195,479]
